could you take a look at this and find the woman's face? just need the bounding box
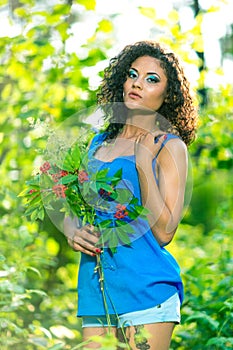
[123,55,168,113]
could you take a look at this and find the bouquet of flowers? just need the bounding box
[19,138,149,254]
[19,133,151,345]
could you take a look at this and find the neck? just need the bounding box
[120,112,158,138]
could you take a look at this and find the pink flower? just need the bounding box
[114,204,128,220]
[29,189,38,194]
[51,173,61,183]
[52,184,67,198]
[59,170,69,177]
[99,188,113,198]
[116,204,126,211]
[78,170,89,184]
[40,161,51,174]
[51,170,69,183]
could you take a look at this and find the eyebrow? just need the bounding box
[130,67,161,79]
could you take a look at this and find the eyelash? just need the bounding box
[128,69,160,84]
[147,76,160,83]
[128,69,137,79]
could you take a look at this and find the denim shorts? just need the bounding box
[82,293,180,328]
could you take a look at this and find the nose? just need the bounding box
[132,77,143,89]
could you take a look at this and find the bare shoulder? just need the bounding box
[158,137,187,164]
[166,137,187,153]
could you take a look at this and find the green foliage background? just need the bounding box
[0,0,232,349]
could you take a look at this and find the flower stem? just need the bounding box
[95,253,112,332]
[95,256,129,347]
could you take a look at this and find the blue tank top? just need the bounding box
[77,132,184,316]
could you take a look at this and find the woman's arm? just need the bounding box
[135,134,188,246]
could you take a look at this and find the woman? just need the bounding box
[64,41,198,349]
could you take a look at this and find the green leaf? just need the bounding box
[26,266,42,278]
[206,337,233,346]
[186,312,219,331]
[139,6,157,20]
[116,228,131,246]
[62,150,76,171]
[96,183,113,193]
[96,168,109,180]
[26,175,40,186]
[98,19,113,33]
[28,193,42,205]
[115,188,132,203]
[109,232,118,248]
[53,4,70,15]
[30,207,45,222]
[26,289,47,297]
[59,174,78,184]
[97,229,112,246]
[70,142,83,167]
[109,247,117,254]
[98,219,112,229]
[89,181,97,193]
[129,197,139,205]
[18,187,33,197]
[25,206,38,216]
[37,208,45,221]
[14,7,28,18]
[82,182,92,198]
[127,211,138,220]
[0,254,6,262]
[116,221,135,234]
[48,343,66,350]
[111,168,123,182]
[75,0,96,11]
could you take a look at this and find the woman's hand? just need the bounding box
[134,131,166,168]
[64,217,100,257]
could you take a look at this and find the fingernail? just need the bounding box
[92,253,96,257]
[95,248,101,253]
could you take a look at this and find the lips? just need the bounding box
[128,92,142,99]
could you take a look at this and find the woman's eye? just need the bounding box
[147,75,160,83]
[128,69,137,79]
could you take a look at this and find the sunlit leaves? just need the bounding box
[207,337,233,348]
[46,237,60,256]
[52,4,71,17]
[55,22,70,42]
[186,312,219,331]
[97,19,113,33]
[139,4,206,61]
[75,0,96,11]
[138,6,156,20]
[14,7,28,18]
[169,220,233,347]
[168,9,179,23]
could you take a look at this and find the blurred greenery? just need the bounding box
[0,0,232,349]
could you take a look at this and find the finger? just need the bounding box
[73,235,98,251]
[85,224,95,233]
[68,238,100,256]
[135,133,144,144]
[73,242,98,256]
[154,133,167,144]
[73,227,99,245]
[86,225,100,238]
[152,130,166,137]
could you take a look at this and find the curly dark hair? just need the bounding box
[96,40,198,146]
